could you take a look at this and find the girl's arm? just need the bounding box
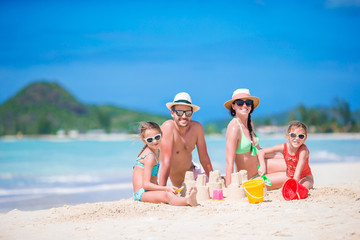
[293,146,309,182]
[225,121,240,187]
[258,144,284,176]
[142,154,176,193]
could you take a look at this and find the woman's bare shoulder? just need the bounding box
[227,118,240,131]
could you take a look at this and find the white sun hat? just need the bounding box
[166,92,200,112]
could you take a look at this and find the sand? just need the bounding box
[1,162,360,240]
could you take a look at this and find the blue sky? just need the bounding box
[1,0,360,123]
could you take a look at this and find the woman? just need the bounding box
[224,89,286,190]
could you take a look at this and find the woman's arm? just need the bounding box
[225,121,240,187]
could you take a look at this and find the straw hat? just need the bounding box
[166,92,200,112]
[224,89,260,110]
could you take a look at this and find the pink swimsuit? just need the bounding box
[283,143,312,179]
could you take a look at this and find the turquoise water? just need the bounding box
[0,136,359,212]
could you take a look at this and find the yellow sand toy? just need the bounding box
[174,186,184,193]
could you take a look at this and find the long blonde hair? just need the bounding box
[138,121,162,157]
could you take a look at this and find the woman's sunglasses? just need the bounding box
[173,110,193,117]
[234,99,253,107]
[145,134,161,143]
[289,133,306,140]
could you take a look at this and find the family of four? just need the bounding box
[132,89,314,206]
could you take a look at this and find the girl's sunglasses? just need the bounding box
[145,134,161,143]
[173,110,193,117]
[234,99,253,107]
[289,133,306,140]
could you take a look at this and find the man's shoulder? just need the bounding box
[188,121,206,135]
[189,120,203,128]
[161,119,175,129]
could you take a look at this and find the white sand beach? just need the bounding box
[1,162,360,240]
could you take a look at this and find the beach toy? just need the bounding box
[282,178,309,201]
[253,165,272,186]
[261,174,271,186]
[174,186,184,194]
[212,189,224,201]
[242,179,265,204]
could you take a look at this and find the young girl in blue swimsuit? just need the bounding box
[132,121,198,206]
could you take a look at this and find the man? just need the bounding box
[159,92,213,187]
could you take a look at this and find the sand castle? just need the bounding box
[225,170,247,201]
[181,171,210,201]
[182,169,247,202]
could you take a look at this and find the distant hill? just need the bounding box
[0,81,168,135]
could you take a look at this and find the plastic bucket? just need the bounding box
[212,189,224,200]
[282,178,309,201]
[242,179,265,204]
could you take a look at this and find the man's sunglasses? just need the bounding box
[173,110,193,117]
[145,134,161,143]
[289,133,306,140]
[234,99,253,107]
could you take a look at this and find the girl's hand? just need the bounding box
[258,165,266,176]
[166,186,177,193]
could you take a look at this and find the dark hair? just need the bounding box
[229,101,254,116]
[138,121,162,157]
[230,101,255,152]
[287,121,308,135]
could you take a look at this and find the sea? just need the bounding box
[1,134,360,213]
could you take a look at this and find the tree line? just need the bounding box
[288,98,359,133]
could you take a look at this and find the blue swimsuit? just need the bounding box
[133,151,159,201]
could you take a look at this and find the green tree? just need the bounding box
[333,98,352,132]
[264,118,271,126]
[97,109,111,133]
[298,104,308,123]
[288,112,297,122]
[205,124,220,134]
[38,116,52,134]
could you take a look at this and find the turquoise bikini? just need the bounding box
[133,151,160,201]
[134,152,160,177]
[235,118,259,156]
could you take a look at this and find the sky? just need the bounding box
[1,0,360,123]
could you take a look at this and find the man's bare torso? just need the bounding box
[164,120,199,187]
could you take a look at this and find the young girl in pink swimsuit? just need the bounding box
[258,121,314,189]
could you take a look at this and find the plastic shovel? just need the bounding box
[249,165,272,186]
